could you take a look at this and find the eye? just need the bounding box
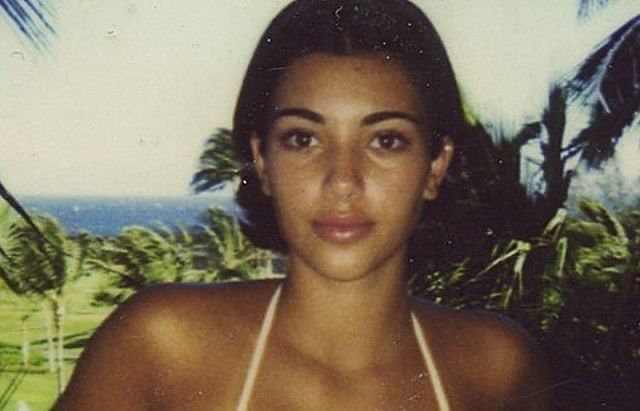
[370,131,409,151]
[280,129,318,149]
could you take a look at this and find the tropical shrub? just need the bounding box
[411,200,639,409]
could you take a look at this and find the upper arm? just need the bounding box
[480,316,552,410]
[505,338,552,410]
[412,303,553,410]
[54,290,160,410]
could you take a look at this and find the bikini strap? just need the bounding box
[236,291,448,411]
[411,312,451,411]
[236,284,282,411]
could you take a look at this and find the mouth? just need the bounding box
[311,217,375,245]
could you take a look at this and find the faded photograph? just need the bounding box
[0,1,639,409]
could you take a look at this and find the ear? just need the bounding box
[250,134,272,196]
[423,136,454,201]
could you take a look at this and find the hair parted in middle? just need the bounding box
[233,0,467,259]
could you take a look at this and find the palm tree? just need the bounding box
[0,203,85,394]
[201,207,273,280]
[191,130,275,277]
[89,224,211,305]
[192,128,243,193]
[517,86,576,223]
[0,181,58,259]
[513,11,640,224]
[0,0,57,259]
[91,208,273,307]
[564,13,640,166]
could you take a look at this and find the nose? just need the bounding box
[323,145,364,202]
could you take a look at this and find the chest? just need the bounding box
[143,355,502,411]
[144,347,449,411]
[240,340,451,411]
[140,315,497,411]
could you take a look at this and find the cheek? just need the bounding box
[370,166,429,240]
[267,160,317,220]
[268,172,318,252]
[373,160,428,205]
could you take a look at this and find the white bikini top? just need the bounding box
[235,285,451,411]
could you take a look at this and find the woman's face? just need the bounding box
[252,53,453,282]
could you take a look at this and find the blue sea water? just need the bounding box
[17,195,236,236]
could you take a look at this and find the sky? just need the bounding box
[0,0,639,197]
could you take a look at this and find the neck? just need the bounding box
[275,254,414,371]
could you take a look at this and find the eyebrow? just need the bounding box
[361,111,424,126]
[267,108,325,124]
[267,108,423,126]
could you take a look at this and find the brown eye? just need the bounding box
[280,129,318,149]
[371,131,409,151]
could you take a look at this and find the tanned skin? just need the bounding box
[55,281,550,410]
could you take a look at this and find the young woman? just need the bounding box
[56,1,551,409]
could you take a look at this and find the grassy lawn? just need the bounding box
[0,273,115,409]
[0,371,62,410]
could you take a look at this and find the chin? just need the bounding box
[291,242,403,284]
[315,263,378,283]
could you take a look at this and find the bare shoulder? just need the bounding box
[55,280,281,410]
[110,279,282,349]
[411,299,552,410]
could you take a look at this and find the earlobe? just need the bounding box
[423,136,454,201]
[250,135,272,196]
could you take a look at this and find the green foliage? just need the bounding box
[0,342,45,368]
[412,199,639,408]
[89,224,211,305]
[192,128,243,193]
[0,201,92,394]
[90,207,271,305]
[0,362,25,410]
[200,207,271,281]
[0,202,74,299]
[566,200,630,288]
[0,370,59,410]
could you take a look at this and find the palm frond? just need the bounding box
[566,199,630,286]
[91,223,214,304]
[191,128,242,193]
[0,0,56,50]
[0,212,69,296]
[563,14,640,166]
[578,0,619,20]
[0,181,43,240]
[578,199,628,241]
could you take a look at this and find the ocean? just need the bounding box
[17,195,236,236]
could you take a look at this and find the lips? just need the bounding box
[311,217,374,244]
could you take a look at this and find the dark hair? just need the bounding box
[233,0,466,254]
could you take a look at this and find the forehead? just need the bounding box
[271,53,427,116]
